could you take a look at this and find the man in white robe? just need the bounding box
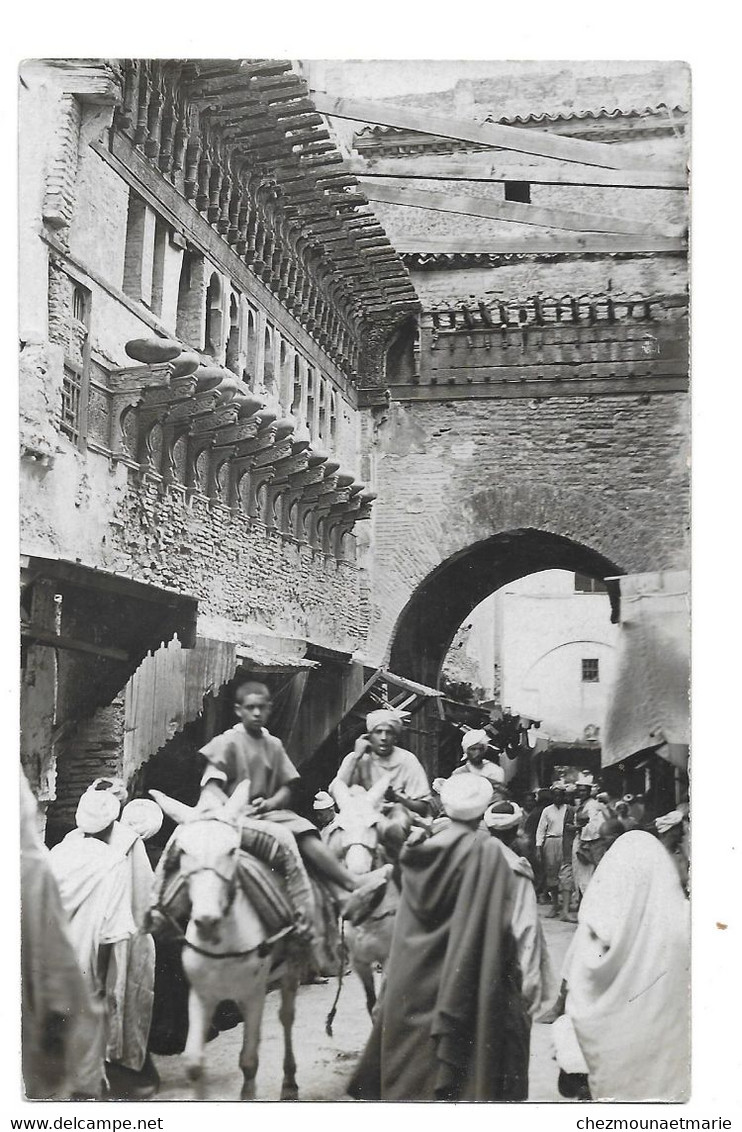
[49,787,156,1088]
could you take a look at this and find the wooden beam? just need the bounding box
[347,156,687,191]
[393,233,687,256]
[358,179,675,237]
[21,624,131,663]
[310,92,672,173]
[388,372,688,402]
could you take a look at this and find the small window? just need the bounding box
[575,573,608,594]
[582,658,600,683]
[263,326,275,390]
[329,391,337,446]
[306,367,315,436]
[504,181,531,204]
[205,273,222,356]
[291,356,302,417]
[122,191,153,303]
[151,217,168,316]
[225,293,240,374]
[72,286,86,323]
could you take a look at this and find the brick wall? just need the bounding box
[109,478,370,653]
[48,695,126,838]
[42,94,82,239]
[363,392,689,664]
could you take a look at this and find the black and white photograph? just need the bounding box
[16,50,702,1108]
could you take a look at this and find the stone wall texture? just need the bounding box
[362,392,689,664]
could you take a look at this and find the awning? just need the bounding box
[124,630,320,777]
[21,555,198,722]
[602,570,689,771]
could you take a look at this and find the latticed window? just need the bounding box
[60,284,90,447]
[60,363,83,443]
[582,658,600,683]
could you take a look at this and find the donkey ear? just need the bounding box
[366,773,392,808]
[331,779,352,809]
[222,778,252,820]
[148,789,198,825]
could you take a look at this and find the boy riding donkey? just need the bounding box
[149,680,391,970]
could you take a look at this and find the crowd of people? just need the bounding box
[20,680,690,1103]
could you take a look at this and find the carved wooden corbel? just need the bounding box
[108,362,171,461]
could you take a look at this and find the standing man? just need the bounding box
[524,789,550,900]
[535,784,569,918]
[452,729,507,794]
[573,782,610,900]
[484,801,556,1024]
[331,709,432,818]
[349,776,527,1101]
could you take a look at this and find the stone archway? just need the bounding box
[387,527,623,690]
[363,395,689,672]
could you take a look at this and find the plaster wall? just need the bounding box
[494,570,618,743]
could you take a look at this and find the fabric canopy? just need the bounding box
[602,571,689,770]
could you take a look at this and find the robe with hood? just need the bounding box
[563,831,690,1101]
[349,822,529,1101]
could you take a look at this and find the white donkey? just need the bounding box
[149,782,304,1100]
[327,777,411,1016]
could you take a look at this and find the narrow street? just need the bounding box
[153,912,575,1102]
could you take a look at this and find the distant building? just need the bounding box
[444,570,618,782]
[494,570,617,749]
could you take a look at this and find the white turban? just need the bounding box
[313,791,335,812]
[121,799,163,840]
[439,775,493,822]
[75,789,120,834]
[484,802,523,832]
[655,810,684,835]
[366,709,404,734]
[88,777,128,810]
[461,729,491,756]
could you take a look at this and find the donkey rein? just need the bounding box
[156,906,295,960]
[325,917,346,1037]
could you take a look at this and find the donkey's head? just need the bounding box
[329,776,391,875]
[150,781,250,944]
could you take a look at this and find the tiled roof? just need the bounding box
[356,103,687,138]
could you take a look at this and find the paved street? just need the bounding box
[153,911,575,1102]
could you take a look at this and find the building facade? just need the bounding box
[19,58,419,833]
[20,60,690,821]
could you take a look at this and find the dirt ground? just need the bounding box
[154,911,576,1103]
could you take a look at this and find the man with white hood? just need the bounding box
[49,781,158,1097]
[452,728,507,793]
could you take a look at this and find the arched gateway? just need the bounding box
[387,528,622,691]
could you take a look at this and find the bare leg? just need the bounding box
[537,979,567,1024]
[278,969,300,1101]
[300,836,363,891]
[183,990,214,1098]
[354,957,377,1017]
[238,974,269,1101]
